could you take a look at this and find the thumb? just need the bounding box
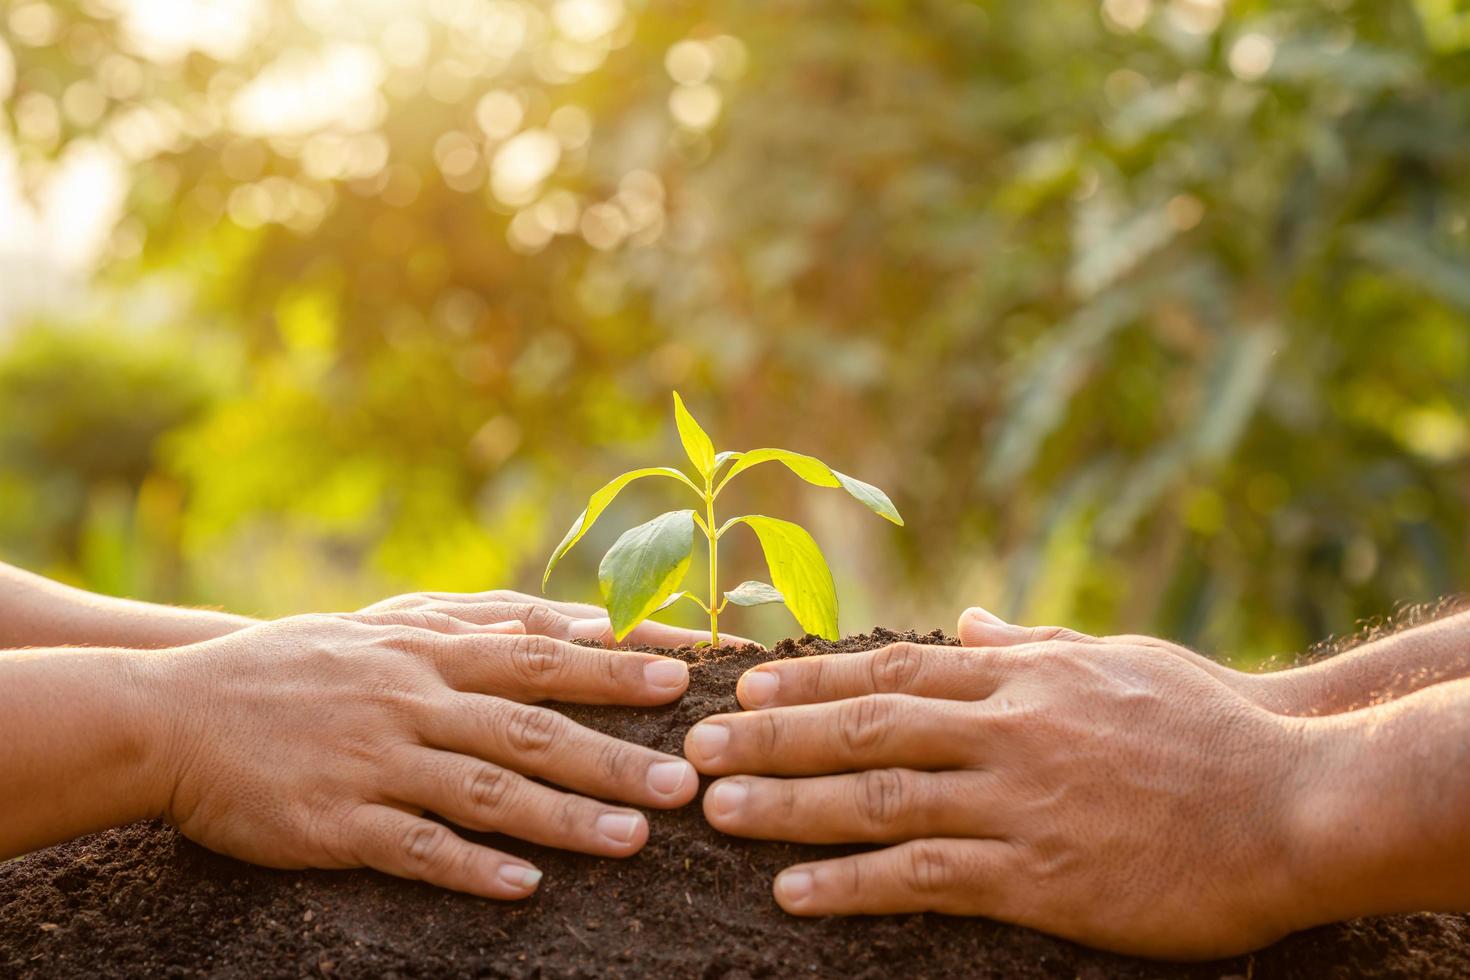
[958,607,1101,648]
[957,606,1028,647]
[957,606,1022,645]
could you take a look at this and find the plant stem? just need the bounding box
[706,480,719,647]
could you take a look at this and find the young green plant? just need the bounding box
[543,392,904,646]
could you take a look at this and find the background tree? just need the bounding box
[1,0,1467,660]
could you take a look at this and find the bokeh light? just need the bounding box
[0,0,1467,660]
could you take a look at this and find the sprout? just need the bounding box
[544,392,903,646]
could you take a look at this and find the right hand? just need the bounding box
[140,611,698,898]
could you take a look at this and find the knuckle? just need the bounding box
[755,711,783,758]
[868,644,924,691]
[555,794,584,835]
[362,671,428,717]
[902,841,955,894]
[400,822,451,874]
[465,765,514,814]
[506,704,561,754]
[507,634,560,683]
[856,769,907,827]
[594,737,635,785]
[399,611,438,632]
[836,695,893,755]
[522,605,566,636]
[776,778,800,821]
[381,624,425,648]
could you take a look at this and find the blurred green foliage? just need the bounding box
[1,0,1468,660]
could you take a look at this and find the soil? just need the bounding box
[3,627,1468,979]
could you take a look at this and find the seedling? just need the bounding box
[543,392,903,646]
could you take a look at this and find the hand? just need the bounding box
[684,636,1318,959]
[142,611,699,899]
[957,606,1309,715]
[358,589,756,648]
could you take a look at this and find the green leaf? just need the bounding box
[832,470,904,525]
[723,580,785,607]
[727,515,838,640]
[599,510,697,641]
[672,391,716,479]
[542,467,697,589]
[718,448,904,525]
[719,447,840,490]
[654,591,687,612]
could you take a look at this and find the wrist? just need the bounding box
[1280,708,1431,927]
[126,644,213,823]
[1236,668,1322,717]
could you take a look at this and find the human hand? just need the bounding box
[957,604,1470,717]
[684,635,1321,959]
[142,611,699,899]
[954,605,1296,710]
[358,589,757,648]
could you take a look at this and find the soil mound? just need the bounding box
[3,629,1467,978]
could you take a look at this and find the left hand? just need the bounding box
[358,590,755,649]
[683,632,1324,959]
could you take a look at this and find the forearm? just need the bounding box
[1292,676,1470,925]
[0,646,177,858]
[1252,610,1470,715]
[0,561,256,650]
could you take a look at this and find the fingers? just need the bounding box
[686,695,979,775]
[735,643,1008,709]
[393,749,648,857]
[344,804,543,900]
[422,693,698,808]
[431,632,691,706]
[402,592,760,649]
[422,591,607,622]
[569,615,761,650]
[772,838,1014,917]
[353,610,527,635]
[703,770,993,843]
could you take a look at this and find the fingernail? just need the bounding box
[647,759,694,796]
[962,606,1008,627]
[688,723,729,761]
[741,669,779,707]
[644,659,688,690]
[707,780,747,817]
[497,864,542,892]
[776,870,813,905]
[595,812,643,845]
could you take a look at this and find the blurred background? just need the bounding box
[1,0,1467,662]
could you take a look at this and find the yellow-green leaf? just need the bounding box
[728,515,838,639]
[542,467,698,589]
[599,510,697,641]
[833,470,904,525]
[672,391,716,479]
[717,448,904,525]
[718,448,840,491]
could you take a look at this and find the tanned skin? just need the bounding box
[0,564,741,896]
[687,605,1470,959]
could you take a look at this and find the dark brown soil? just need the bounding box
[3,628,1468,979]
